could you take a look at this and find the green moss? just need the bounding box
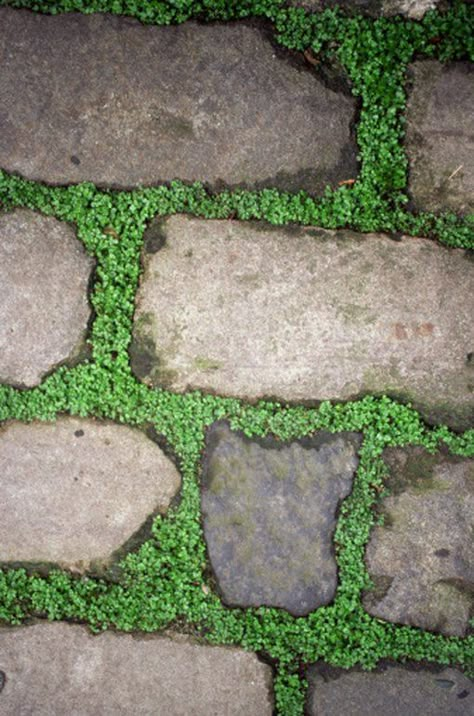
[384,448,457,496]
[193,356,222,372]
[336,302,377,325]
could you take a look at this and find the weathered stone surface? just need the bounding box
[306,662,473,715]
[406,61,474,214]
[201,422,360,615]
[0,418,181,569]
[364,447,474,636]
[289,0,443,18]
[0,8,357,194]
[0,209,93,387]
[0,623,273,715]
[131,216,474,430]
[382,0,441,16]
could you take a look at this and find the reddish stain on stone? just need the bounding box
[415,322,434,337]
[393,322,408,340]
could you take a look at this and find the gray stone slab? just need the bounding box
[0,623,273,715]
[406,61,474,214]
[306,662,472,716]
[131,216,474,430]
[0,418,181,569]
[201,422,361,615]
[364,447,474,636]
[0,8,357,194]
[0,209,93,387]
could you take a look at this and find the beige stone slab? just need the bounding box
[0,210,93,387]
[0,623,273,715]
[131,216,474,429]
[0,418,181,569]
[406,61,474,214]
[0,8,357,194]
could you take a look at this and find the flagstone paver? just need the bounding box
[406,61,474,214]
[0,418,181,569]
[363,446,474,636]
[201,422,361,615]
[0,7,357,194]
[131,216,474,429]
[0,209,93,387]
[0,622,273,715]
[306,662,472,715]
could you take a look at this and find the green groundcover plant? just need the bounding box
[0,1,473,713]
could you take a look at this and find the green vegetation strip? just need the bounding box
[0,1,473,714]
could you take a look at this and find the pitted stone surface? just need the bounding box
[406,61,474,213]
[0,8,357,193]
[0,623,273,715]
[131,216,474,430]
[201,423,361,615]
[364,447,474,637]
[306,662,473,715]
[0,418,181,569]
[0,209,93,387]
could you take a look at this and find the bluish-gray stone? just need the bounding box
[201,423,361,615]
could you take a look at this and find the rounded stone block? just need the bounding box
[364,447,474,636]
[0,418,181,569]
[131,216,474,430]
[0,209,93,387]
[0,623,273,715]
[201,422,361,615]
[0,8,357,194]
[306,662,472,716]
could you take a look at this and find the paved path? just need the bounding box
[0,3,472,715]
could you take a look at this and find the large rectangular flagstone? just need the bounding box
[0,623,273,715]
[131,217,473,429]
[0,8,357,193]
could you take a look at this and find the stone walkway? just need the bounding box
[0,2,473,715]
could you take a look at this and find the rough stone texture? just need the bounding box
[201,422,361,615]
[364,447,474,637]
[406,61,474,214]
[0,8,357,194]
[306,662,473,715]
[382,0,441,15]
[0,418,181,569]
[131,216,474,430]
[0,623,273,715]
[0,209,93,387]
[290,0,443,18]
